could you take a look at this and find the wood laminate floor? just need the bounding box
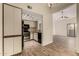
[17,40,76,56]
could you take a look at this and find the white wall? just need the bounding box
[9,3,53,46]
[53,4,77,36]
[76,4,79,53]
[0,3,2,56]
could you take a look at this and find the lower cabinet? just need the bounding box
[34,33,38,41]
[38,33,42,44]
[13,37,22,54]
[0,38,2,56]
[4,37,22,56]
[4,38,14,56]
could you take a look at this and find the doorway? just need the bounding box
[22,20,38,41]
[22,10,43,50]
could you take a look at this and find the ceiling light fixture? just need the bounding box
[27,5,32,9]
[48,3,52,8]
[60,10,69,20]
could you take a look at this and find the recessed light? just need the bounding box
[27,5,32,9]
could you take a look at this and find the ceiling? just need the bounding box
[50,3,74,13]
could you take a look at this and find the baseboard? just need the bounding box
[31,39,38,42]
[42,40,53,46]
[75,49,79,56]
[12,51,22,56]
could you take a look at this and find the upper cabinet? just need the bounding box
[4,4,22,36]
[13,7,21,35]
[4,4,14,36]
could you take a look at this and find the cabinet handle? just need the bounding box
[4,35,22,38]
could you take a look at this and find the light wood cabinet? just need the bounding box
[4,37,22,56]
[13,37,22,54]
[3,4,22,56]
[4,4,14,36]
[0,38,2,56]
[14,7,21,35]
[0,3,3,56]
[4,38,14,56]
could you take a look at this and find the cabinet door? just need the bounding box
[13,37,22,54]
[13,6,22,54]
[4,37,22,56]
[3,4,22,56]
[4,38,14,56]
[4,4,14,36]
[34,33,38,41]
[14,7,21,35]
[0,38,2,56]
